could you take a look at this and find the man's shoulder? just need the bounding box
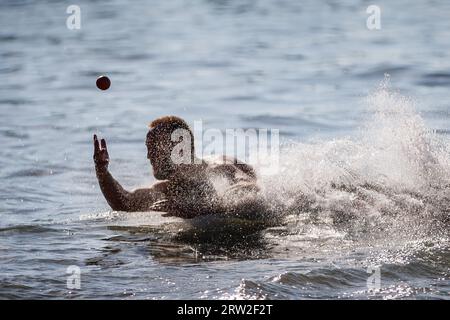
[204,155,257,180]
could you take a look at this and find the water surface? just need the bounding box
[0,0,449,299]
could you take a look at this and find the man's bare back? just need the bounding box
[94,116,261,219]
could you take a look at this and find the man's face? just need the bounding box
[146,130,175,180]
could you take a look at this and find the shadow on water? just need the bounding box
[98,216,274,265]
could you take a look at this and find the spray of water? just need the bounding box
[256,81,450,243]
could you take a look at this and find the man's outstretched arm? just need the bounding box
[93,135,166,211]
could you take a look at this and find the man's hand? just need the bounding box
[93,134,110,171]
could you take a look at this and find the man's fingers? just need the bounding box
[94,134,100,152]
[101,138,107,150]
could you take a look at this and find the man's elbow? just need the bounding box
[108,201,129,212]
[107,194,134,212]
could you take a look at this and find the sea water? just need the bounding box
[0,0,449,299]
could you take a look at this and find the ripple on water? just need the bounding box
[0,224,58,235]
[417,72,450,87]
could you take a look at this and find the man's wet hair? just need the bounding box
[148,115,195,154]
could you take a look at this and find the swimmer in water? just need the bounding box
[93,116,262,219]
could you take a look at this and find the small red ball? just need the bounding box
[96,75,111,90]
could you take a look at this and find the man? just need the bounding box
[93,116,262,219]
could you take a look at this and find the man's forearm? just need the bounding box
[96,167,132,211]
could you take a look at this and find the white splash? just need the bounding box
[257,82,450,241]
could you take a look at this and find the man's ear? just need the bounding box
[170,128,192,165]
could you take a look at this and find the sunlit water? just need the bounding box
[0,0,449,299]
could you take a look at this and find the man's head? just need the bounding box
[146,116,195,180]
